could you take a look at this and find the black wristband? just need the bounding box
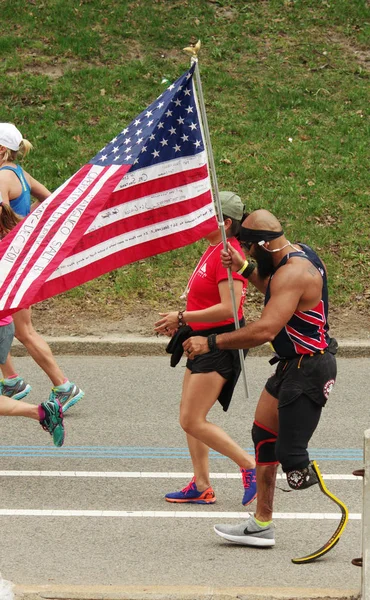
[207,334,218,353]
[243,260,257,279]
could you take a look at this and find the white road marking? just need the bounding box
[0,509,361,519]
[0,471,362,480]
[0,471,360,521]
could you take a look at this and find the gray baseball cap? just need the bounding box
[219,191,244,220]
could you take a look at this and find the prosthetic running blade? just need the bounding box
[291,460,349,564]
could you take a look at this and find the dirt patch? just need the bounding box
[8,58,82,79]
[7,65,64,79]
[214,6,238,21]
[31,297,370,342]
[328,32,370,71]
[120,39,145,62]
[24,65,65,79]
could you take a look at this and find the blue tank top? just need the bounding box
[265,244,331,357]
[0,165,31,217]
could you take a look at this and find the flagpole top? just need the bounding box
[183,39,201,59]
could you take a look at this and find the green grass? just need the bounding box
[1,0,369,312]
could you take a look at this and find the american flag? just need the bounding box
[0,64,217,314]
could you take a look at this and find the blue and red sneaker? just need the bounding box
[165,477,216,504]
[241,467,257,506]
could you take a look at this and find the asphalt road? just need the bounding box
[0,355,367,595]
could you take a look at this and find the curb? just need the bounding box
[10,336,370,358]
[13,584,361,600]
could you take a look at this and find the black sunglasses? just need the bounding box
[240,240,254,251]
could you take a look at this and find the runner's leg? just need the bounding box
[254,388,279,522]
[179,370,211,490]
[180,370,255,470]
[186,433,211,490]
[0,353,18,379]
[0,395,39,419]
[13,308,65,386]
[276,393,322,473]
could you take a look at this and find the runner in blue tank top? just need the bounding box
[0,124,50,215]
[0,164,32,217]
[0,122,84,413]
[184,209,341,551]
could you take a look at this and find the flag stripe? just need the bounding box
[0,165,127,308]
[112,150,208,193]
[73,177,212,252]
[9,166,126,307]
[0,165,99,285]
[48,189,214,276]
[84,164,210,240]
[36,213,216,303]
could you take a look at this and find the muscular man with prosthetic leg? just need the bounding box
[183,209,348,558]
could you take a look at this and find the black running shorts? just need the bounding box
[265,351,337,408]
[186,348,235,381]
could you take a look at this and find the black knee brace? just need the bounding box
[286,461,319,490]
[251,421,279,465]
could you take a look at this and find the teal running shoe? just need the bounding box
[0,377,31,400]
[39,399,65,447]
[49,382,84,413]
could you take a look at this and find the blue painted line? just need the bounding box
[1,445,362,452]
[0,446,363,460]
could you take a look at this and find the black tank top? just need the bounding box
[265,244,331,357]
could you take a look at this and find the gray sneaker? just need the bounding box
[214,514,275,547]
[0,377,31,400]
[49,382,84,413]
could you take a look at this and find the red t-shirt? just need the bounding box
[186,238,247,331]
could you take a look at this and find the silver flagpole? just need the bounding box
[184,41,249,398]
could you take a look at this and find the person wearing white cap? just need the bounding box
[154,192,257,507]
[0,123,84,413]
[0,123,50,215]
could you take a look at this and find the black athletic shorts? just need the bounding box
[186,348,235,381]
[265,351,337,408]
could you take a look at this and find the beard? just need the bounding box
[253,245,275,278]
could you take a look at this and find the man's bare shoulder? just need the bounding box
[270,258,322,294]
[269,255,323,313]
[287,255,323,281]
[270,260,307,287]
